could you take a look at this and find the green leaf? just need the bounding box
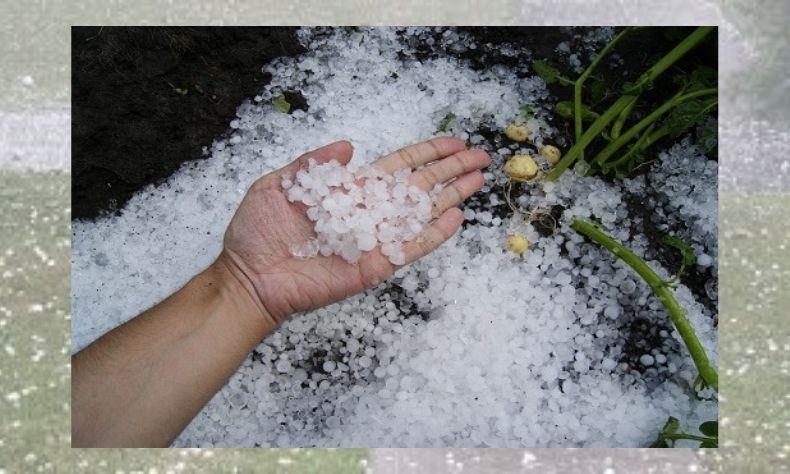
[700,439,718,448]
[555,101,600,121]
[519,105,534,121]
[663,98,716,138]
[695,117,718,156]
[660,416,681,435]
[688,66,717,91]
[649,416,680,448]
[699,421,718,437]
[589,77,607,104]
[661,235,695,277]
[649,437,671,448]
[274,94,291,114]
[533,60,564,85]
[555,101,573,119]
[436,112,456,133]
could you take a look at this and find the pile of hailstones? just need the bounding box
[283,159,441,265]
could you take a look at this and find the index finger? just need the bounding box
[374,136,467,174]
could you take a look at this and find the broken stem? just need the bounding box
[571,219,718,391]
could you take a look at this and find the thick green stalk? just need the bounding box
[570,219,719,391]
[600,122,660,174]
[575,27,633,162]
[610,98,636,139]
[546,95,636,181]
[604,128,661,173]
[627,26,715,94]
[592,88,717,167]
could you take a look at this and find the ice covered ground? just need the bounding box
[71,27,717,447]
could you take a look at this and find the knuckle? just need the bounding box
[452,154,468,174]
[449,184,464,203]
[426,139,443,158]
[399,148,419,169]
[422,166,442,185]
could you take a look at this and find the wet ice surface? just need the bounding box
[372,448,704,473]
[70,27,718,448]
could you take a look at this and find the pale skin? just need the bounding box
[72,137,491,447]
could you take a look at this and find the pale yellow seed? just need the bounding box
[504,154,539,181]
[506,234,529,255]
[505,123,531,142]
[539,144,561,165]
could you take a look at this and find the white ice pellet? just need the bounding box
[619,279,637,294]
[603,306,620,320]
[358,356,372,368]
[697,253,713,267]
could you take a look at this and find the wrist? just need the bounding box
[206,252,281,336]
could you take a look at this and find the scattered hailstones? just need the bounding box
[284,159,441,265]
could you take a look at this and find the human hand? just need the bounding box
[215,138,491,327]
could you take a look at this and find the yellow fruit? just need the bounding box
[539,144,561,165]
[504,154,539,181]
[506,234,529,255]
[505,123,531,142]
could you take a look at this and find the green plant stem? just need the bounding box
[626,26,715,94]
[570,219,719,391]
[546,95,636,181]
[602,122,660,172]
[665,433,717,442]
[602,122,679,174]
[574,27,633,163]
[611,98,636,139]
[592,89,717,167]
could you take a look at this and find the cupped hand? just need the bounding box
[216,137,491,326]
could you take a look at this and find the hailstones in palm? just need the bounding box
[284,159,440,265]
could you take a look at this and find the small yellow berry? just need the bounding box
[505,123,531,142]
[506,234,529,255]
[539,144,561,165]
[504,154,539,181]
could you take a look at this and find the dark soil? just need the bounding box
[71,27,305,220]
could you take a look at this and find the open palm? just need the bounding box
[219,138,490,325]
